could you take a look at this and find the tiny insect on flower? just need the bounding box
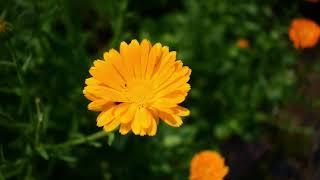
[190,151,229,180]
[289,18,320,49]
[83,39,191,136]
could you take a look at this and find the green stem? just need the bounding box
[34,98,42,146]
[56,131,108,148]
[6,40,29,115]
[109,0,128,47]
[6,41,24,87]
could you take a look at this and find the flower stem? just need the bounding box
[55,131,108,148]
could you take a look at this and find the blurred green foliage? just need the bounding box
[1,0,316,179]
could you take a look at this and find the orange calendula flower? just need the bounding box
[289,18,320,49]
[0,19,11,33]
[83,39,191,136]
[236,38,250,48]
[190,151,229,180]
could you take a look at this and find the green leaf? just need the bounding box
[107,133,115,146]
[36,146,49,160]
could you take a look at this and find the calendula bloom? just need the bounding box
[236,38,250,49]
[289,18,320,49]
[0,19,11,33]
[190,151,229,180]
[83,39,191,136]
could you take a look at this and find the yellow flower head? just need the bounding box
[190,151,229,180]
[289,18,320,49]
[83,39,191,136]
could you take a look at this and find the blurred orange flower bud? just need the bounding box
[289,18,320,49]
[236,38,250,49]
[0,19,10,33]
[190,151,229,180]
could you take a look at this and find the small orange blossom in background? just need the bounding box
[0,19,11,33]
[289,18,320,49]
[190,151,229,180]
[236,38,250,49]
[83,39,191,136]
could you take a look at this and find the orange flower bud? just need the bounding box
[190,151,229,180]
[236,38,250,49]
[0,19,11,33]
[289,18,320,49]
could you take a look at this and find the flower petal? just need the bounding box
[119,122,132,135]
[119,105,137,124]
[161,106,190,117]
[131,108,144,135]
[84,85,126,102]
[147,112,158,136]
[146,43,162,79]
[89,60,125,90]
[88,100,113,112]
[85,77,101,86]
[96,107,115,127]
[140,108,151,129]
[104,49,130,82]
[140,39,151,78]
[158,111,183,127]
[103,118,120,132]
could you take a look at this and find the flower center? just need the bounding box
[125,79,154,106]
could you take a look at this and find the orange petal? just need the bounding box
[158,111,183,127]
[96,107,115,127]
[103,117,120,132]
[88,100,113,112]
